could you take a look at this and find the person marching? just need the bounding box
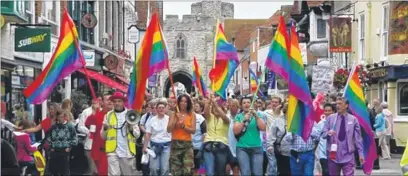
[202,94,230,176]
[192,100,207,175]
[85,93,113,175]
[101,91,141,175]
[167,94,196,175]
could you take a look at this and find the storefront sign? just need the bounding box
[0,15,5,28]
[311,65,335,93]
[329,17,352,52]
[389,1,408,54]
[83,50,95,67]
[14,28,51,52]
[369,68,388,79]
[81,13,97,29]
[128,25,140,44]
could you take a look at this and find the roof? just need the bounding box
[224,19,266,42]
[291,1,325,15]
[262,5,293,27]
[232,23,265,50]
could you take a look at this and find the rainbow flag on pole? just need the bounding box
[127,13,168,111]
[265,16,290,81]
[249,68,258,93]
[209,21,239,100]
[192,57,208,97]
[344,66,376,174]
[286,23,315,141]
[23,9,84,104]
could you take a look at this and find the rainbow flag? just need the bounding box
[127,13,168,111]
[344,66,376,174]
[23,9,84,104]
[209,22,239,100]
[192,57,208,97]
[249,68,258,93]
[286,23,315,141]
[265,16,290,81]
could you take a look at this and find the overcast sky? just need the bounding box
[163,1,294,19]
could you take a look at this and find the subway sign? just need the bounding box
[14,27,51,52]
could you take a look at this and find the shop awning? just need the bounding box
[77,69,128,93]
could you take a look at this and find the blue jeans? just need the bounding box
[266,151,277,176]
[236,147,264,176]
[289,150,315,176]
[203,145,228,176]
[149,146,170,176]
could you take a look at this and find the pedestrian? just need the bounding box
[14,120,38,175]
[101,91,141,175]
[85,93,113,175]
[264,96,283,175]
[323,97,365,176]
[61,99,74,122]
[192,100,207,175]
[226,99,240,176]
[374,106,391,160]
[233,95,266,176]
[47,109,78,175]
[381,102,393,154]
[143,101,172,176]
[273,103,292,176]
[202,94,230,176]
[316,104,336,176]
[167,94,196,175]
[139,99,158,176]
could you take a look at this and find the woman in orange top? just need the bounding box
[167,94,196,175]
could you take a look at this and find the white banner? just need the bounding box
[311,65,335,94]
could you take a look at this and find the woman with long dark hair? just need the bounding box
[167,94,196,175]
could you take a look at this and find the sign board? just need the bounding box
[83,50,95,67]
[15,28,51,52]
[311,65,335,93]
[128,25,140,44]
[389,1,408,55]
[329,17,352,52]
[0,15,5,28]
[81,13,98,29]
[299,43,308,64]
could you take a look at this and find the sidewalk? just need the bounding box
[355,154,402,175]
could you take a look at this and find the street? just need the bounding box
[356,154,403,176]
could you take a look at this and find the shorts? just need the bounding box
[193,149,201,170]
[227,150,239,168]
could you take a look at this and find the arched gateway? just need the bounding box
[164,71,194,97]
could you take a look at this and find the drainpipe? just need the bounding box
[367,2,372,65]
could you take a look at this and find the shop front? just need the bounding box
[367,65,408,147]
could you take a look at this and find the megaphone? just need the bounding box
[125,110,140,125]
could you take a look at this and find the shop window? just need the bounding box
[316,19,327,39]
[378,82,388,103]
[381,4,389,60]
[398,82,408,116]
[25,1,34,23]
[68,1,95,44]
[41,1,59,36]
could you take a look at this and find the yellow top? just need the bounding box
[204,113,229,145]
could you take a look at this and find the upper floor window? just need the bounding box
[41,1,59,36]
[176,34,186,58]
[381,4,389,60]
[358,13,365,61]
[398,82,408,116]
[316,19,327,39]
[68,1,95,44]
[25,1,34,23]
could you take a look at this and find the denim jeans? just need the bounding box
[203,148,228,175]
[289,150,314,176]
[149,146,170,176]
[236,147,264,176]
[266,151,277,176]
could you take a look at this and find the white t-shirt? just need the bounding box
[145,115,172,143]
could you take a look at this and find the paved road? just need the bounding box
[355,154,403,176]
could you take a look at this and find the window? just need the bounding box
[398,82,408,115]
[381,4,389,60]
[317,19,327,38]
[25,1,34,23]
[41,1,59,36]
[358,13,365,61]
[378,81,387,103]
[68,1,95,44]
[176,34,186,58]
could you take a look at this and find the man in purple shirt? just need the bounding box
[322,97,365,176]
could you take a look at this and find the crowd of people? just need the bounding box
[1,90,395,176]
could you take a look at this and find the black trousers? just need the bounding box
[136,144,150,176]
[276,153,291,176]
[319,159,329,176]
[49,151,70,175]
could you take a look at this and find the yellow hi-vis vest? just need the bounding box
[105,111,136,155]
[401,138,408,176]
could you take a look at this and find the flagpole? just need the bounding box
[343,66,357,96]
[64,8,96,100]
[212,19,219,92]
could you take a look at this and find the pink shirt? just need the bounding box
[14,132,37,162]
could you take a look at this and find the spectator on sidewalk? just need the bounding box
[14,120,38,175]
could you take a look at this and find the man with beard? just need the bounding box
[85,93,113,175]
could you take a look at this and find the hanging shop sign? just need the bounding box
[0,15,5,28]
[389,1,408,55]
[128,25,140,44]
[329,17,352,52]
[83,50,95,67]
[104,54,118,70]
[81,13,98,29]
[14,27,51,52]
